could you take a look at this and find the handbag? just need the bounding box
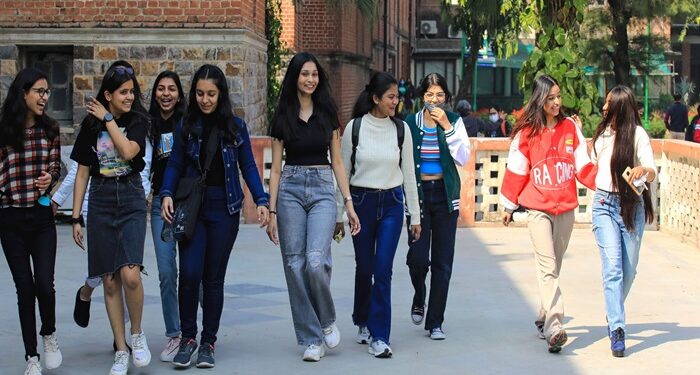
[171,127,220,241]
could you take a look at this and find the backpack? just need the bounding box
[350,116,405,176]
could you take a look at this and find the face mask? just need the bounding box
[489,114,500,122]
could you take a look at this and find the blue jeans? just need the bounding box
[277,166,336,346]
[151,195,181,338]
[351,185,405,344]
[406,179,459,330]
[591,189,645,332]
[178,186,240,345]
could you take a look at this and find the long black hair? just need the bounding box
[512,75,565,139]
[418,72,452,105]
[0,67,59,148]
[269,52,338,141]
[79,63,150,134]
[183,64,238,142]
[352,72,398,119]
[148,70,186,142]
[592,85,654,230]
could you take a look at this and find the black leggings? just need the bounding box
[0,205,57,360]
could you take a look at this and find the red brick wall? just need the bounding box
[280,0,300,51]
[0,0,266,35]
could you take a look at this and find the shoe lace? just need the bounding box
[322,325,333,335]
[412,306,424,315]
[25,357,42,375]
[432,328,443,334]
[115,351,129,366]
[613,328,625,341]
[43,334,59,352]
[166,337,180,351]
[132,334,145,350]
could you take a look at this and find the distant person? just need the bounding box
[488,106,512,137]
[687,104,700,143]
[454,100,497,137]
[636,101,644,119]
[663,93,688,140]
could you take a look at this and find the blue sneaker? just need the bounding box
[610,327,625,357]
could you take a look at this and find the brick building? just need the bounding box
[280,0,414,124]
[0,0,268,140]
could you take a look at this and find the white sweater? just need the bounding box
[336,113,421,225]
[591,125,656,192]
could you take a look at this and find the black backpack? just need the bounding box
[350,116,405,176]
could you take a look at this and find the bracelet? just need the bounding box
[69,215,85,227]
[343,196,352,203]
[269,210,277,215]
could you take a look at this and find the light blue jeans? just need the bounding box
[151,195,181,338]
[591,189,645,332]
[277,165,337,346]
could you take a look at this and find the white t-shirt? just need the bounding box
[591,125,656,192]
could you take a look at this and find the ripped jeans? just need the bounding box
[277,165,337,346]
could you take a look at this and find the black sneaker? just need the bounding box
[172,338,198,368]
[73,286,90,328]
[196,343,215,368]
[411,305,425,325]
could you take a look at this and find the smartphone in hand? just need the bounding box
[622,167,647,196]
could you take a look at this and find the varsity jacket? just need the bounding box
[406,110,471,217]
[500,117,596,215]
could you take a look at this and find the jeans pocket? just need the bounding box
[88,177,106,194]
[391,187,404,204]
[351,190,366,206]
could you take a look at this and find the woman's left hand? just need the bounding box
[346,206,361,236]
[410,224,421,242]
[35,171,52,191]
[428,107,453,132]
[85,97,109,122]
[257,205,270,228]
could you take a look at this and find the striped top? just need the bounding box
[419,125,443,175]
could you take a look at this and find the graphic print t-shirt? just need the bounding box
[71,112,147,178]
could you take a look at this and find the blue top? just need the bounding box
[419,125,443,175]
[160,117,269,215]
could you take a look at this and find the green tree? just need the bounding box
[265,0,286,125]
[499,0,598,116]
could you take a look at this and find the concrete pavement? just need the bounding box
[1,224,699,374]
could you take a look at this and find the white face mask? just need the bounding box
[489,114,500,122]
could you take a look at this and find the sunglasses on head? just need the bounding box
[109,66,135,79]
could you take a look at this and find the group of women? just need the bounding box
[0,51,654,375]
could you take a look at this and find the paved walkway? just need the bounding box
[1,224,699,374]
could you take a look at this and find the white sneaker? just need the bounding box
[131,332,151,367]
[368,339,392,358]
[302,344,325,362]
[160,336,181,362]
[429,327,446,340]
[356,326,370,344]
[110,351,129,375]
[41,333,62,369]
[24,356,42,375]
[322,323,340,349]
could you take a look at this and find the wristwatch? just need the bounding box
[103,112,114,122]
[343,196,353,204]
[69,215,85,227]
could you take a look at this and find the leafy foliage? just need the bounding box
[265,0,287,125]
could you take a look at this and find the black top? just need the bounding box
[271,112,334,165]
[462,115,498,138]
[71,113,147,178]
[200,124,225,186]
[151,114,178,194]
[666,101,689,132]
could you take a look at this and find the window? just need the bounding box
[22,47,73,127]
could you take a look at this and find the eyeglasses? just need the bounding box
[424,92,445,100]
[32,88,51,98]
[109,66,135,79]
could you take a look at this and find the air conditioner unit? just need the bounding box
[420,20,438,36]
[447,25,462,39]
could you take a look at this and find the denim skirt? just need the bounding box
[86,174,147,277]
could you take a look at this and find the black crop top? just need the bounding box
[271,113,335,165]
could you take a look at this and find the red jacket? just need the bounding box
[500,117,597,215]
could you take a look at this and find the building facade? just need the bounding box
[0,0,268,140]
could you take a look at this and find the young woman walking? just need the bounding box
[0,67,62,375]
[335,72,421,358]
[590,85,656,357]
[404,73,471,340]
[266,52,360,362]
[160,64,269,369]
[500,75,596,354]
[71,64,152,375]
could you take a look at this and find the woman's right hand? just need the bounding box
[266,216,279,245]
[161,196,174,223]
[502,211,513,226]
[334,222,345,239]
[73,224,85,250]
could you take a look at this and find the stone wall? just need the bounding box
[0,28,269,140]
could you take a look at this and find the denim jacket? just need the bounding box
[159,117,269,215]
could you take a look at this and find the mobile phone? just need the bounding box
[622,167,647,196]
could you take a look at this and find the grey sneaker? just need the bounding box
[322,323,340,349]
[302,344,325,362]
[411,305,425,325]
[429,327,446,340]
[356,326,370,344]
[109,351,129,375]
[196,343,215,368]
[535,320,545,339]
[172,338,198,368]
[130,332,151,367]
[368,339,392,358]
[24,356,42,375]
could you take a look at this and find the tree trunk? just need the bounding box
[608,0,632,86]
